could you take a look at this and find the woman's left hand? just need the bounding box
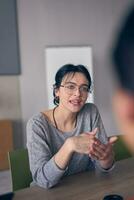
[89,136,118,169]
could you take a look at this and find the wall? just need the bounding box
[18,0,134,143]
[1,0,133,148]
[0,77,22,148]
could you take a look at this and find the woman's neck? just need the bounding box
[53,106,77,132]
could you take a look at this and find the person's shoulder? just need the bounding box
[82,103,98,113]
[26,112,50,142]
[28,112,42,122]
[27,112,47,128]
[78,103,100,121]
[27,108,54,128]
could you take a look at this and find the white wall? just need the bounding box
[9,0,134,146]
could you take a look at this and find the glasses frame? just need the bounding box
[60,83,91,95]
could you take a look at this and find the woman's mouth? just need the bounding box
[69,99,82,106]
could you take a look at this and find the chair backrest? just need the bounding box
[8,148,33,191]
[113,136,132,161]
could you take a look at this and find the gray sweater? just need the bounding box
[27,103,112,189]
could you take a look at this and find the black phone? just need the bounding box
[103,194,123,200]
[0,192,14,200]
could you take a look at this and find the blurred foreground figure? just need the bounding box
[112,7,134,153]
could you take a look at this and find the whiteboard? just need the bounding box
[45,46,94,108]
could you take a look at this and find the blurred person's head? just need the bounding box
[113,7,134,92]
[112,7,134,153]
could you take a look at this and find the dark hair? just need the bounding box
[112,7,134,93]
[53,64,92,105]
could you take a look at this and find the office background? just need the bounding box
[0,0,133,148]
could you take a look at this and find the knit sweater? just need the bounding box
[27,103,113,189]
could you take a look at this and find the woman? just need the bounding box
[27,64,117,189]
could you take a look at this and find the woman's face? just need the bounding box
[56,72,89,113]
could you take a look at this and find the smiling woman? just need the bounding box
[26,64,117,189]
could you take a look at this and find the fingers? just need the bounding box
[89,138,114,160]
[91,127,98,135]
[89,152,99,160]
[87,127,98,138]
[82,127,98,138]
[90,142,106,160]
[108,136,118,145]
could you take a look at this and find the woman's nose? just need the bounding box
[74,87,81,96]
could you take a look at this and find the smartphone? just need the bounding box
[103,194,123,200]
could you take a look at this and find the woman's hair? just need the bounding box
[53,64,92,105]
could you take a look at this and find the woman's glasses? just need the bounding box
[60,83,90,95]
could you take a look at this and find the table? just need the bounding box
[14,158,134,200]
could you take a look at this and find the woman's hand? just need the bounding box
[54,128,98,170]
[89,136,118,169]
[69,128,99,154]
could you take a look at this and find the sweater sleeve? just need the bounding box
[26,117,66,189]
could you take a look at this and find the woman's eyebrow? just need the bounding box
[64,81,76,84]
[64,81,89,86]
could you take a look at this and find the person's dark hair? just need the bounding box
[112,7,134,93]
[53,64,92,105]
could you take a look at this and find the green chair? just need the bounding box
[8,148,33,191]
[113,136,132,161]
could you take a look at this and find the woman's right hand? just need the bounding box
[69,128,98,154]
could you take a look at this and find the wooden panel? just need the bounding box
[0,120,13,170]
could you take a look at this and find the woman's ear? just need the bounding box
[53,84,58,95]
[54,87,59,97]
[54,86,60,103]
